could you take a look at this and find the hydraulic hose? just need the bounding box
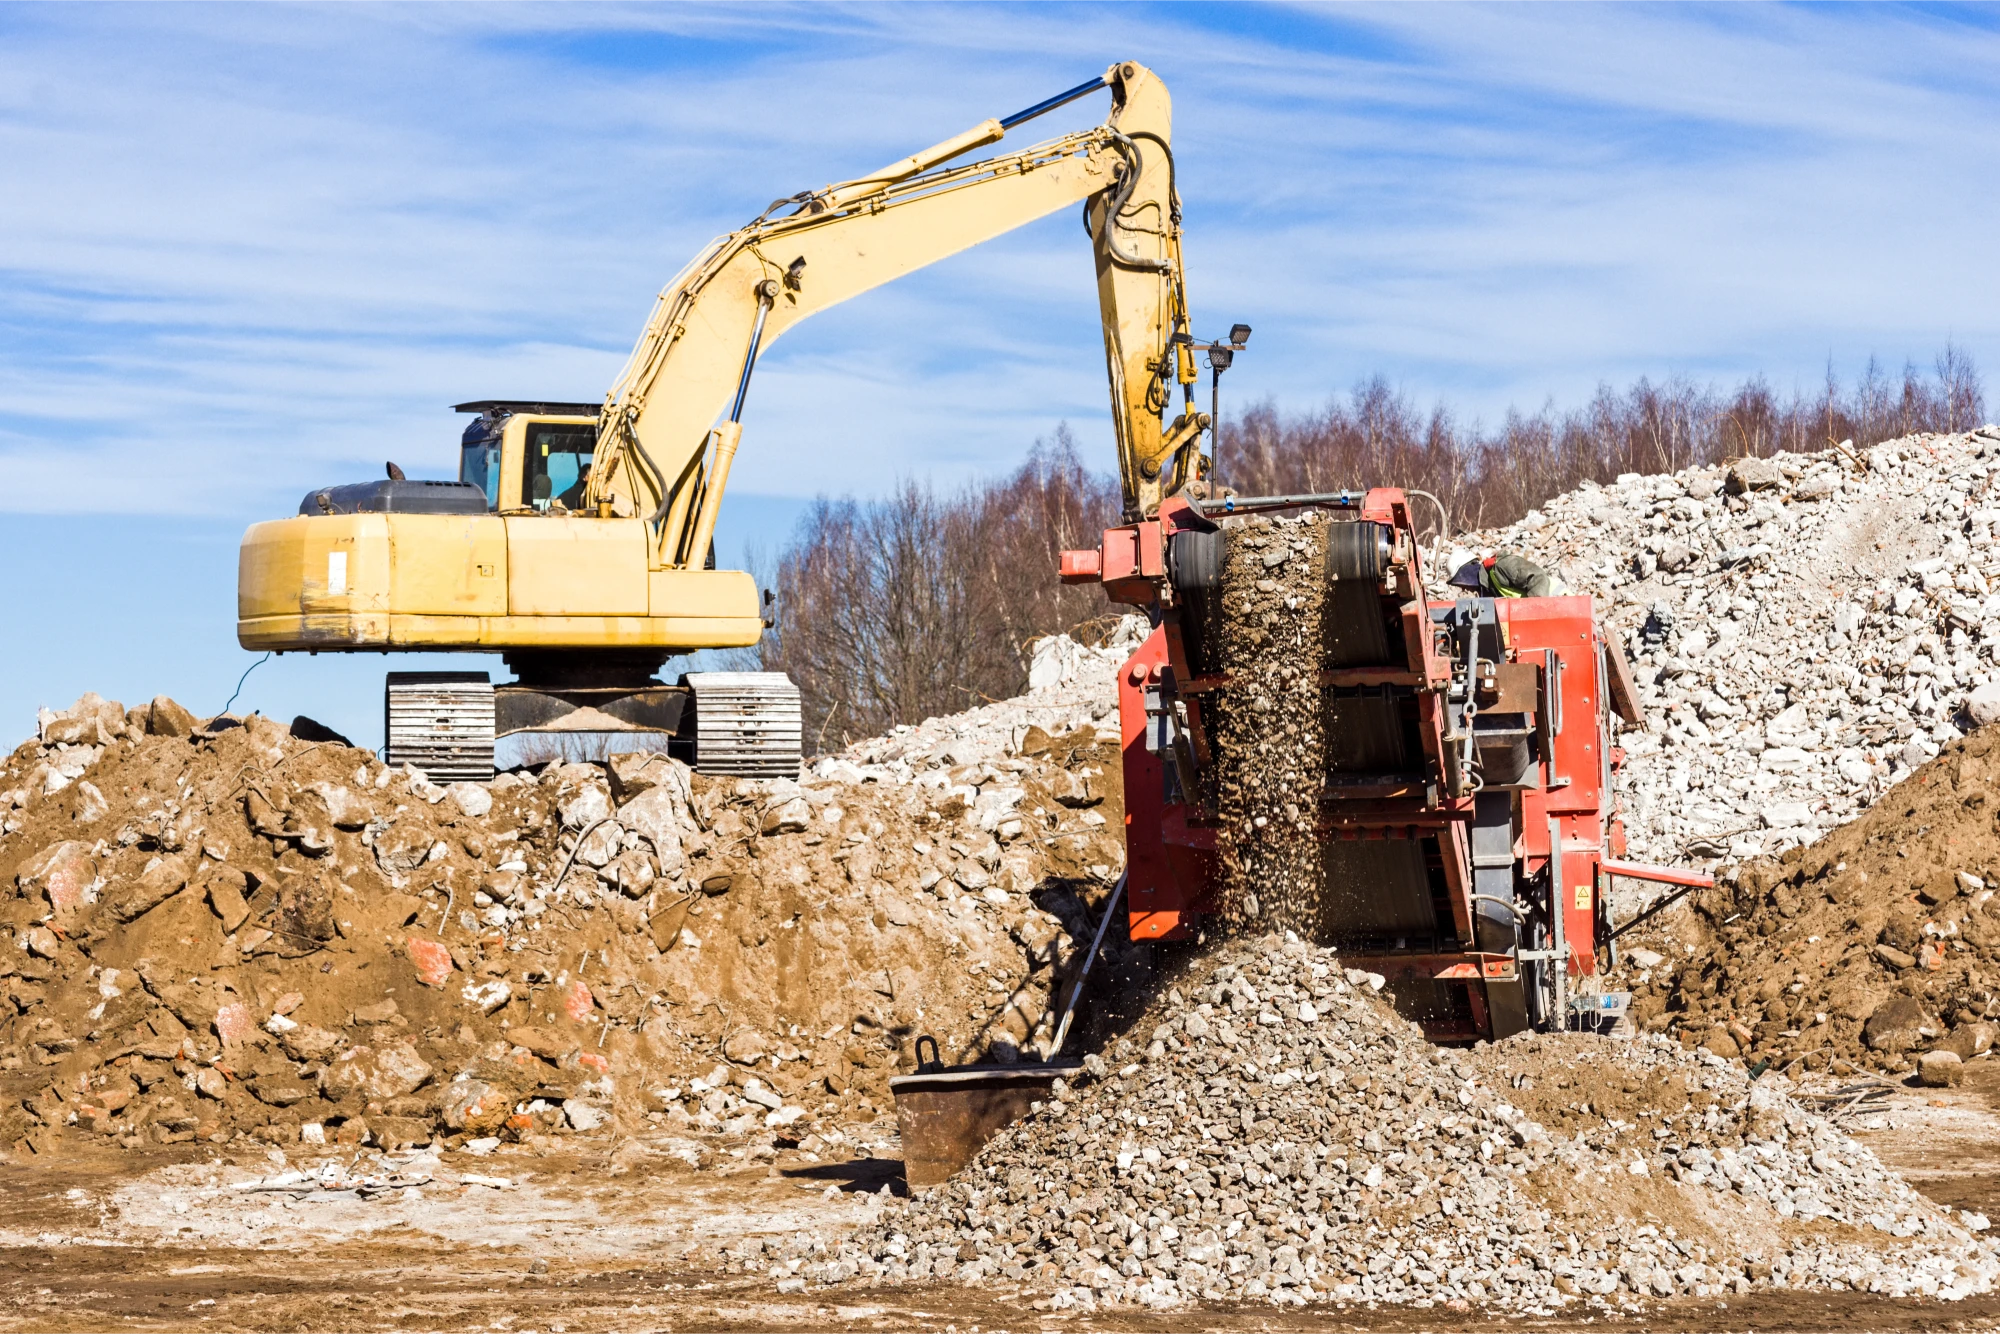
[1098,133,1171,273]
[1469,893,1527,924]
[1121,129,1180,224]
[1405,489,1451,547]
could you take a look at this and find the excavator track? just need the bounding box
[383,672,496,781]
[382,667,802,780]
[682,671,803,777]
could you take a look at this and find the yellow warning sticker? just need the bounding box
[1575,882,1591,911]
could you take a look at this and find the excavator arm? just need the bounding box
[588,59,1199,565]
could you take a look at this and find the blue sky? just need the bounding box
[5,2,1999,744]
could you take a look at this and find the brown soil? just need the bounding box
[0,699,1128,1160]
[1626,725,2000,1077]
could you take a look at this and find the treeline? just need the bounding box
[760,349,1986,750]
[759,427,1117,750]
[1220,345,1985,535]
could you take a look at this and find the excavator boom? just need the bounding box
[595,58,1198,557]
[235,61,1201,778]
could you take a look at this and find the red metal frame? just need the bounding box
[1497,595,1606,982]
[1062,488,1636,1037]
[1118,622,1219,941]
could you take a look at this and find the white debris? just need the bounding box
[1442,426,2000,907]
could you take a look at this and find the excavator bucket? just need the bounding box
[889,1059,1082,1189]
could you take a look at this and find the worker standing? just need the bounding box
[1446,550,1566,598]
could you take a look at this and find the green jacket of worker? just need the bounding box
[1447,552,1564,598]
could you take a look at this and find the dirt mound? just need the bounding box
[0,682,1129,1159]
[821,935,1992,1312]
[1625,724,2000,1078]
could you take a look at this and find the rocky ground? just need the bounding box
[831,936,1995,1315]
[9,1118,2000,1332]
[12,942,1999,1331]
[0,661,1133,1163]
[14,429,2000,1325]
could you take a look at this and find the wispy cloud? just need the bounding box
[3,2,1997,516]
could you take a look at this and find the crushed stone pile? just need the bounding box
[1210,513,1332,930]
[1627,723,2000,1079]
[0,669,1131,1159]
[814,936,1993,1313]
[1448,423,2000,882]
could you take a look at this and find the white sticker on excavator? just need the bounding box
[328,551,348,595]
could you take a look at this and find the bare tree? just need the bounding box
[761,430,1118,752]
[1938,341,1985,434]
[752,348,1984,746]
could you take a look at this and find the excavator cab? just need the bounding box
[452,401,604,515]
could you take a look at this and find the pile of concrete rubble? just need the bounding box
[0,666,1131,1157]
[1449,424,2000,872]
[822,615,1141,784]
[821,936,1993,1312]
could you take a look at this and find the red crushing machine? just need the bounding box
[1060,487,1704,1039]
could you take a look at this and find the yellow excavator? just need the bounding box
[237,60,1206,778]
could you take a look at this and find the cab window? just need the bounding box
[524,424,597,511]
[459,414,503,508]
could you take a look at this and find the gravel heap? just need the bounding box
[1445,424,2000,879]
[814,936,1994,1313]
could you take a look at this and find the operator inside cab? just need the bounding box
[455,410,598,512]
[525,422,597,511]
[1446,549,1567,598]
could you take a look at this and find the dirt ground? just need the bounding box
[4,1040,2000,1333]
